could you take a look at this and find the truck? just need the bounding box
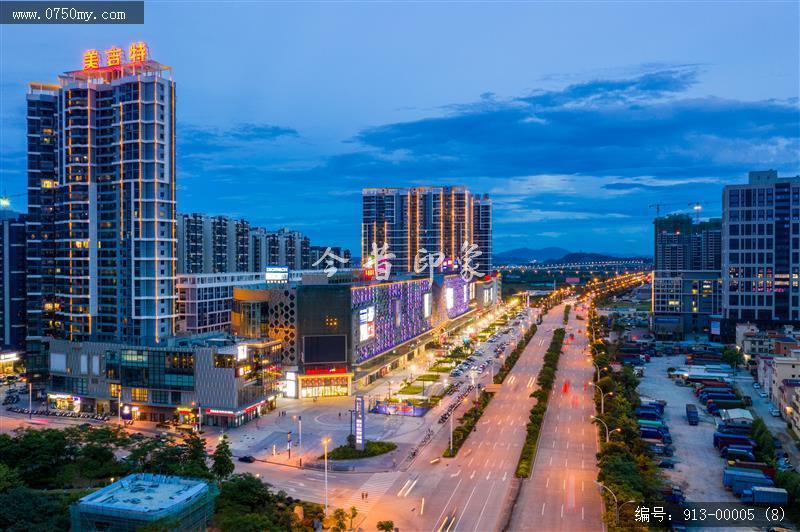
[707,399,745,415]
[732,475,774,497]
[717,423,753,435]
[721,446,756,462]
[636,403,665,415]
[740,486,789,505]
[658,486,685,504]
[713,432,756,448]
[695,386,733,397]
[701,395,739,406]
[730,460,776,479]
[638,419,670,432]
[640,427,672,444]
[686,404,699,425]
[644,441,674,456]
[723,467,770,488]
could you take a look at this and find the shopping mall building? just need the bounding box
[232,271,501,398]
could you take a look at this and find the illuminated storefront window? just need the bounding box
[298,375,352,398]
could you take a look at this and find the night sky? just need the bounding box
[1,1,798,255]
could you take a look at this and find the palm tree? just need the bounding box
[349,506,359,530]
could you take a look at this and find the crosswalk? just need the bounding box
[342,471,402,517]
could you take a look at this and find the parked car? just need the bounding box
[753,382,761,389]
[238,455,256,463]
[658,459,676,469]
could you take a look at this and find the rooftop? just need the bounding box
[76,474,209,515]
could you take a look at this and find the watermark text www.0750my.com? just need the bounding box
[1,1,144,24]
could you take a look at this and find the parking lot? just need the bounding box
[446,308,533,384]
[638,355,739,503]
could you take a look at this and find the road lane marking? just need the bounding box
[541,502,546,516]
[484,459,490,467]
[552,440,555,448]
[566,441,570,449]
[397,479,412,497]
[468,458,474,467]
[545,477,550,488]
[486,471,491,480]
[402,478,419,497]
[502,472,507,481]
[432,478,462,532]
[450,470,461,478]
[549,457,553,465]
[470,470,476,479]
[565,458,568,468]
[582,507,585,520]
[561,504,564,518]
[473,481,496,532]
[453,485,478,531]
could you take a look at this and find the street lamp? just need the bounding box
[322,437,331,515]
[590,415,621,443]
[588,382,613,414]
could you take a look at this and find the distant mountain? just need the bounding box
[493,247,570,264]
[545,252,651,264]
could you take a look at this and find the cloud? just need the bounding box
[537,231,564,238]
[329,68,798,184]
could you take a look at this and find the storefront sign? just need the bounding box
[354,396,365,451]
[205,408,235,416]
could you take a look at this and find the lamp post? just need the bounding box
[588,359,601,382]
[117,388,122,427]
[449,410,454,456]
[590,415,621,443]
[589,382,613,414]
[322,437,331,515]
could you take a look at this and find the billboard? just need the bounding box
[303,335,347,364]
[354,396,365,451]
[265,266,289,282]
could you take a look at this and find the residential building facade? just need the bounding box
[361,186,493,275]
[723,170,800,324]
[176,272,264,335]
[0,212,27,351]
[652,214,723,339]
[25,47,178,399]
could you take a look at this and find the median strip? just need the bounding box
[515,327,566,477]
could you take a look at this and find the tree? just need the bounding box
[377,520,395,531]
[212,435,235,480]
[349,506,359,530]
[332,508,347,532]
[0,487,70,531]
[721,347,744,372]
[0,464,21,494]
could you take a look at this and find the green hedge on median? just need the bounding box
[516,328,566,478]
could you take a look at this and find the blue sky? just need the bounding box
[1,1,799,255]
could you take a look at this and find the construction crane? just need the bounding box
[688,202,706,223]
[648,202,685,218]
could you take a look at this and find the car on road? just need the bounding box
[657,459,676,469]
[769,407,781,417]
[753,382,761,389]
[759,391,768,398]
[238,455,256,463]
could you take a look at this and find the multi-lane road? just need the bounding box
[508,300,604,530]
[356,304,567,531]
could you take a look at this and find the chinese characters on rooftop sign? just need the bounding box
[82,42,148,70]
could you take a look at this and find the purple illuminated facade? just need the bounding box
[352,279,432,364]
[444,275,470,319]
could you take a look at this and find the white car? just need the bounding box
[752,382,761,389]
[759,391,768,398]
